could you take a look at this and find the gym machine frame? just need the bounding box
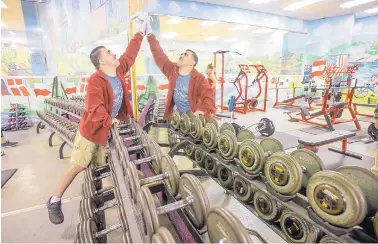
[287,67,361,131]
[110,127,206,243]
[273,81,316,110]
[166,123,375,243]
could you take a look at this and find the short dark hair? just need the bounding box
[186,49,198,67]
[90,46,105,69]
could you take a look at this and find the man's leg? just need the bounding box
[47,132,98,224]
[1,130,18,148]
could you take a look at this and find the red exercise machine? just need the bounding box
[273,79,318,110]
[286,65,361,131]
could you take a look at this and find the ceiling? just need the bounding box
[192,0,378,20]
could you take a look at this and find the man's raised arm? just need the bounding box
[117,32,144,75]
[147,34,176,78]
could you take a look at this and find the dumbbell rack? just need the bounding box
[167,125,377,243]
[36,111,75,159]
[109,126,207,243]
[1,103,30,132]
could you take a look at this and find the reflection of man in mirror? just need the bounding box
[143,16,216,118]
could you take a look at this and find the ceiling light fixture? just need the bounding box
[97,39,112,44]
[230,25,252,30]
[161,32,177,39]
[204,36,219,41]
[166,17,183,25]
[200,20,219,26]
[1,1,7,8]
[364,7,378,13]
[249,0,274,4]
[283,0,326,11]
[340,0,377,9]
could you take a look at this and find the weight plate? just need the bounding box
[264,152,303,195]
[258,118,275,137]
[207,207,253,243]
[202,123,218,149]
[260,137,283,155]
[136,189,155,240]
[169,110,180,129]
[190,116,204,139]
[168,130,179,147]
[205,155,218,177]
[253,190,280,222]
[157,226,176,243]
[290,149,324,187]
[151,232,164,243]
[198,114,206,126]
[218,130,238,160]
[280,210,319,243]
[180,113,191,134]
[77,218,97,243]
[319,235,340,243]
[125,168,133,198]
[236,128,255,142]
[220,122,236,134]
[149,140,162,174]
[233,176,255,203]
[179,174,209,229]
[185,144,195,158]
[128,163,141,202]
[194,148,205,166]
[206,117,219,131]
[231,123,242,135]
[141,186,160,235]
[161,155,180,197]
[217,164,234,188]
[336,166,378,215]
[374,210,378,239]
[306,170,368,228]
[238,139,265,175]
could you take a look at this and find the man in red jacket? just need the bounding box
[46,22,146,224]
[145,18,216,119]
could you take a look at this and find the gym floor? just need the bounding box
[1,102,376,243]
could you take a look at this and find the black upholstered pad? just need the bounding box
[298,130,356,146]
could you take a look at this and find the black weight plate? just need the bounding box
[194,148,205,166]
[205,156,218,177]
[258,118,275,137]
[217,165,233,188]
[253,190,280,222]
[233,176,254,203]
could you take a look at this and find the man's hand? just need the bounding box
[112,118,120,126]
[194,110,204,116]
[145,13,152,35]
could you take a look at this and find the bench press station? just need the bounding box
[297,130,361,159]
[287,75,361,131]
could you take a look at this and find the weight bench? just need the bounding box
[281,94,306,104]
[298,130,361,160]
[353,103,375,118]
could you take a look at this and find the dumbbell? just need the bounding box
[368,123,378,141]
[151,227,175,243]
[207,207,253,243]
[75,206,128,243]
[280,209,320,243]
[136,174,209,240]
[79,188,121,223]
[189,114,206,140]
[83,163,117,189]
[81,178,116,201]
[238,137,284,175]
[126,154,179,202]
[201,118,220,149]
[168,110,181,130]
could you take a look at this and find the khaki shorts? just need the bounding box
[70,131,107,168]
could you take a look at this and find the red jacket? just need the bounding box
[79,32,143,146]
[147,34,216,119]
